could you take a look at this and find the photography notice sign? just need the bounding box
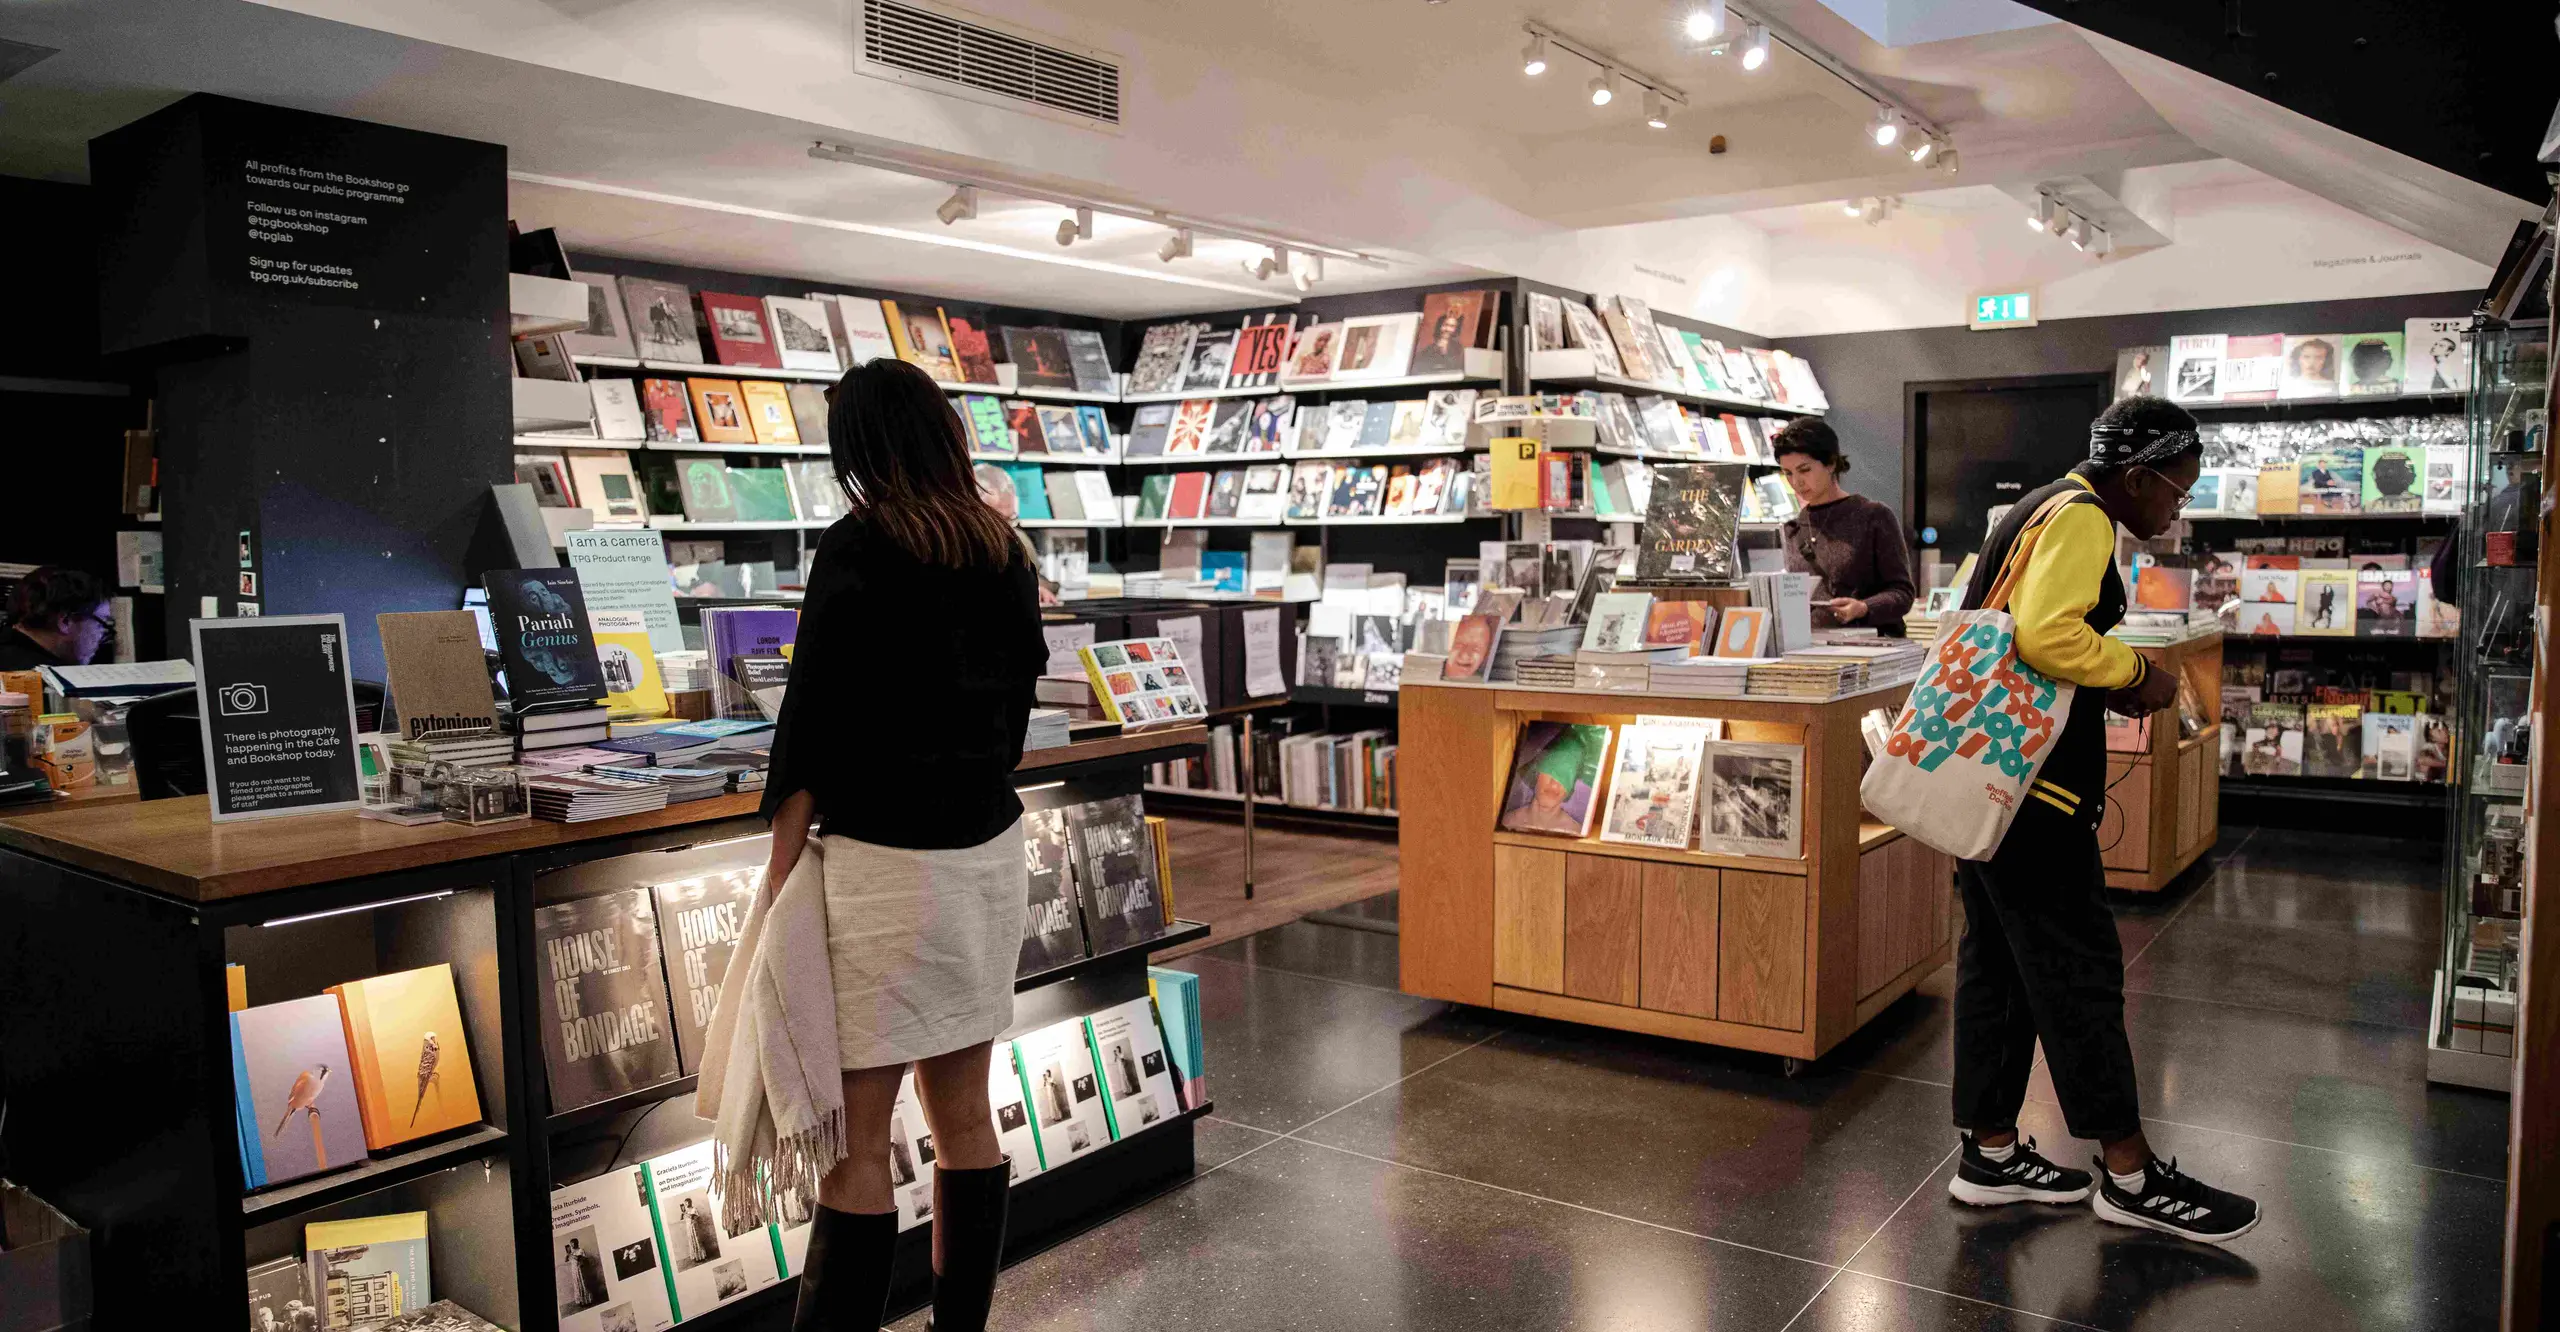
[190,614,364,822]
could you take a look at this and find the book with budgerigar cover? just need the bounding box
[326,962,484,1151]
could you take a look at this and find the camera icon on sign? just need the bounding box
[218,683,270,716]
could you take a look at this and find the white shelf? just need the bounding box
[572,355,839,383]
[1017,517,1123,529]
[952,381,1120,404]
[1118,451,1291,466]
[1286,512,1480,527]
[571,353,645,369]
[1526,349,1819,416]
[1280,444,1471,461]
[1278,348,1508,393]
[972,451,1118,467]
[1122,383,1271,404]
[648,438,830,456]
[1123,516,1272,528]
[646,516,831,531]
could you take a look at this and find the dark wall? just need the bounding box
[91,95,511,680]
[1773,290,2479,532]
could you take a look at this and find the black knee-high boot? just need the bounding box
[793,1206,898,1331]
[927,1161,1011,1332]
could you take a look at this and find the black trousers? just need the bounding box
[1951,798,2142,1143]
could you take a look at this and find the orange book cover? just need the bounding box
[740,380,801,446]
[328,962,482,1151]
[687,378,753,444]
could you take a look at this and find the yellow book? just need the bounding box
[327,963,482,1151]
[881,299,960,383]
[2256,465,2301,515]
[740,380,800,446]
[304,1211,429,1325]
[1489,436,1543,510]
[591,610,669,720]
[1145,814,1175,924]
[226,963,247,1012]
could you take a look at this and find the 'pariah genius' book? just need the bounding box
[232,993,367,1190]
[484,568,610,713]
[534,888,681,1114]
[652,867,760,1075]
[327,963,484,1150]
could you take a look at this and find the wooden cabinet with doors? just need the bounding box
[2096,630,2224,891]
[1399,677,1955,1066]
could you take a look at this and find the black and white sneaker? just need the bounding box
[1946,1135,2093,1206]
[2090,1156,2259,1244]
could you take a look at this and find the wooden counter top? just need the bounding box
[0,725,1205,903]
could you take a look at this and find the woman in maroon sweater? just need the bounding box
[1772,418,1917,636]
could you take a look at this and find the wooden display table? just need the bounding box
[1398,678,1952,1069]
[2099,630,2223,893]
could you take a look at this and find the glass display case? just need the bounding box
[2431,314,2549,1089]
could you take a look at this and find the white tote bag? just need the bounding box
[1859,492,2081,861]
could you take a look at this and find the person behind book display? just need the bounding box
[760,356,1049,1332]
[1943,394,2258,1244]
[0,566,112,670]
[1769,419,1917,636]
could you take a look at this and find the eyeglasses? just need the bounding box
[79,611,115,632]
[2133,464,2192,508]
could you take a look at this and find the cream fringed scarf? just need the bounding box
[696,836,847,1235]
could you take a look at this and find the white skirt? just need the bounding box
[820,820,1028,1070]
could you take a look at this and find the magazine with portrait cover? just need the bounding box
[1698,740,1803,858]
[2403,318,2471,394]
[642,1140,778,1319]
[2340,332,2405,397]
[1012,1017,1112,1170]
[2360,443,2424,513]
[1065,795,1169,955]
[1130,322,1198,395]
[989,1044,1049,1184]
[2242,702,2305,776]
[1633,463,1744,583]
[1083,996,1184,1140]
[1498,721,1612,837]
[2113,345,2167,401]
[549,1163,679,1332]
[1598,718,1714,849]
[534,888,681,1113]
[2279,333,2343,400]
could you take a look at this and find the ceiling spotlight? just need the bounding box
[1908,136,1935,164]
[1843,199,1862,217]
[1589,71,1616,106]
[1644,89,1672,129]
[1936,147,1960,174]
[1243,246,1285,281]
[934,185,977,226]
[1740,22,1769,70]
[1872,108,1901,147]
[1156,227,1193,262]
[2090,226,2114,258]
[1291,252,1317,292]
[2066,214,2090,251]
[1683,0,1727,42]
[1054,207,1092,247]
[1523,31,1549,76]
[2028,192,2053,232]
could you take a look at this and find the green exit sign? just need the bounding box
[1970,291,2037,329]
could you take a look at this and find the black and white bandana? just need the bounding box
[2088,422,2199,468]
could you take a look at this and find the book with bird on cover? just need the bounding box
[535,888,682,1113]
[327,963,484,1150]
[232,993,366,1190]
[652,868,761,1075]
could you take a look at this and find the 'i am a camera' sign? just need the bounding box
[191,614,365,822]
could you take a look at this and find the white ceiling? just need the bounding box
[0,0,2529,328]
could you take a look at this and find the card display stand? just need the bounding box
[1396,678,1951,1071]
[0,727,1207,1331]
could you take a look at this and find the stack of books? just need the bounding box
[504,701,612,757]
[591,731,721,767]
[656,651,712,694]
[1747,658,1862,698]
[609,766,728,803]
[387,728,515,770]
[1649,656,1759,696]
[699,747,770,793]
[526,771,670,822]
[1785,641,1927,688]
[1490,625,1583,682]
[2111,607,2222,646]
[1026,707,1073,750]
[516,745,648,774]
[1573,646,1687,691]
[1511,655,1580,689]
[1035,675,1105,722]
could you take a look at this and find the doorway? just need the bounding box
[1905,374,2112,561]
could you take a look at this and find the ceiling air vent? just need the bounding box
[859,0,1122,128]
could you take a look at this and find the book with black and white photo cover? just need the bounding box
[828,294,898,367]
[2280,333,2343,399]
[2167,333,2225,404]
[698,292,780,370]
[989,1045,1047,1184]
[1064,795,1169,954]
[1528,291,1566,352]
[651,867,759,1076]
[2423,442,2466,514]
[762,295,840,373]
[1698,740,1803,858]
[378,610,499,742]
[563,273,638,359]
[2404,317,2471,394]
[2114,345,2167,401]
[1203,399,1254,454]
[1017,807,1087,977]
[642,1140,779,1319]
[620,277,705,364]
[1062,327,1119,394]
[534,888,680,1113]
[1559,299,1622,375]
[247,1257,318,1332]
[1130,322,1198,395]
[1228,316,1295,389]
[1634,463,1743,582]
[1010,1017,1112,1170]
[2220,334,2283,403]
[587,379,646,441]
[2341,332,2405,397]
[2362,712,2418,780]
[1000,326,1079,390]
[1599,717,1714,849]
[1084,996,1183,1139]
[1182,327,1239,392]
[484,569,609,712]
[886,1072,938,1231]
[2242,702,2305,775]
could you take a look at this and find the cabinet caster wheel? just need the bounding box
[1780,1057,1810,1078]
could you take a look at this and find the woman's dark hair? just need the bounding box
[827,358,1019,570]
[1770,417,1848,474]
[6,566,107,628]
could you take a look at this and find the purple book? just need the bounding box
[701,607,800,717]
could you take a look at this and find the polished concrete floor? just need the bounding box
[902,824,2510,1330]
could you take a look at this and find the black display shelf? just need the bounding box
[2228,634,2455,646]
[241,1124,510,1219]
[1294,684,1402,707]
[545,923,1209,1133]
[2185,511,2454,522]
[2185,392,2464,420]
[2220,774,2450,808]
